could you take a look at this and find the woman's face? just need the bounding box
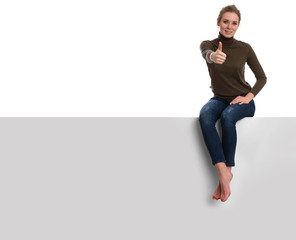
[217,12,240,38]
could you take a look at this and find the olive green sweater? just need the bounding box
[200,32,267,99]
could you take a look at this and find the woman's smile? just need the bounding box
[218,12,239,38]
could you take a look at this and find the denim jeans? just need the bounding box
[199,97,255,167]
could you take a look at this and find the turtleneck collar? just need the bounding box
[218,32,236,46]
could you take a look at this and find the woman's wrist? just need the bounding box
[206,51,214,63]
[245,92,254,102]
[209,52,214,62]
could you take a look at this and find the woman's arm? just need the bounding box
[230,44,266,105]
[200,41,215,63]
[246,44,267,96]
[200,41,227,64]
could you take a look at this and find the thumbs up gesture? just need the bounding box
[210,41,227,64]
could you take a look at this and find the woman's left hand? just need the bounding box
[230,94,254,105]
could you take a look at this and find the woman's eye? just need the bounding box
[223,20,238,25]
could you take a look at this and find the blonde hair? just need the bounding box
[217,5,241,24]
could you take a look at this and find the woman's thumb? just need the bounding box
[218,41,223,51]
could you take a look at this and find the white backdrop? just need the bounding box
[0,0,293,117]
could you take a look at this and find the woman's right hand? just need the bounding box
[210,41,227,64]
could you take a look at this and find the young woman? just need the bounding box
[199,5,267,202]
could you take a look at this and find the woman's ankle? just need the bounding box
[215,162,233,179]
[215,162,227,173]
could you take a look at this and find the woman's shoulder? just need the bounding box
[235,39,252,49]
[234,40,257,57]
[200,38,219,50]
[200,36,219,44]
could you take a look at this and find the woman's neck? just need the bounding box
[218,32,236,46]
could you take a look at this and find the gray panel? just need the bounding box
[0,118,294,239]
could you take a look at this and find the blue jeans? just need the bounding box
[199,97,255,167]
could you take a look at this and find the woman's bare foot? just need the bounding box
[214,163,233,202]
[212,182,221,200]
[219,173,233,202]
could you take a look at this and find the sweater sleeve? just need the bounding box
[246,44,267,96]
[200,41,214,64]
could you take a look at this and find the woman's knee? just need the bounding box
[199,112,215,128]
[220,110,235,126]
